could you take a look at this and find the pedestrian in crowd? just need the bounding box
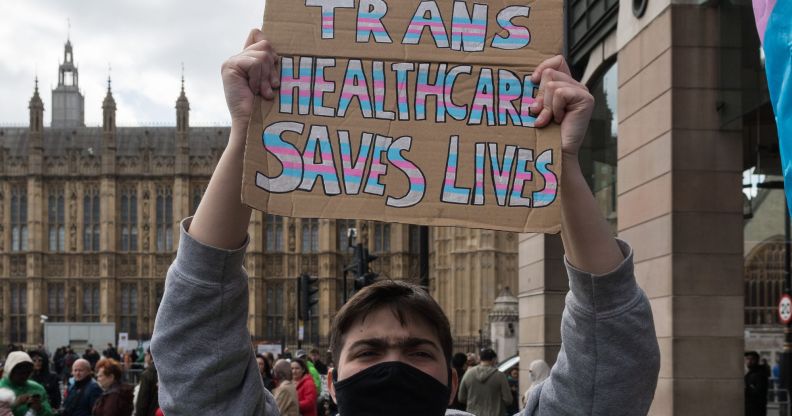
[264,353,275,369]
[457,348,512,416]
[296,350,322,393]
[92,358,133,416]
[60,359,102,416]
[82,346,100,372]
[507,368,520,414]
[466,353,478,370]
[149,28,661,416]
[309,349,328,376]
[449,353,469,411]
[134,349,159,416]
[28,350,61,410]
[102,344,119,362]
[256,354,276,391]
[522,360,550,406]
[0,387,15,416]
[62,349,79,383]
[0,351,53,416]
[292,359,318,416]
[272,359,299,416]
[52,348,65,377]
[745,351,769,416]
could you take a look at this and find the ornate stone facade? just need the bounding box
[0,40,518,348]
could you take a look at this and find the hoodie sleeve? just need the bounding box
[523,240,660,416]
[151,218,280,416]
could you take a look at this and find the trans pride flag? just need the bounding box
[753,0,792,214]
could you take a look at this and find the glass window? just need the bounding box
[48,188,66,252]
[302,219,319,253]
[266,215,284,252]
[120,188,138,251]
[83,187,101,251]
[156,187,174,252]
[11,186,28,252]
[82,282,100,322]
[581,61,618,231]
[337,219,356,252]
[374,223,391,253]
[265,283,284,341]
[10,283,27,343]
[120,283,138,336]
[48,283,65,322]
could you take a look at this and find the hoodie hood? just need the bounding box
[3,351,33,378]
[472,364,498,382]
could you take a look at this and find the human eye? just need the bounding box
[409,350,436,360]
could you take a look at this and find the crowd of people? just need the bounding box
[0,343,159,416]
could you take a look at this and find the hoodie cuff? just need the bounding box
[565,239,641,317]
[173,217,249,285]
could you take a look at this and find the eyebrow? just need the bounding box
[347,336,441,353]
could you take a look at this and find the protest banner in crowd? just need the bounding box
[243,0,563,232]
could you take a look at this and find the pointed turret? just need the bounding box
[29,77,44,133]
[52,36,85,127]
[176,70,189,133]
[103,75,116,133]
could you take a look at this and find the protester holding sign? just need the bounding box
[150,18,660,414]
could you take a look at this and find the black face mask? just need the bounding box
[333,361,451,416]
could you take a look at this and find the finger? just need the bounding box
[531,55,571,83]
[552,87,569,124]
[244,28,265,49]
[260,54,276,99]
[246,39,274,54]
[270,56,281,89]
[534,71,558,127]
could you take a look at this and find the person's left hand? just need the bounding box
[531,55,595,159]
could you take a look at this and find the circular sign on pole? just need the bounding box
[779,294,792,325]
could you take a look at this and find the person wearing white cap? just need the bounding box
[0,351,53,416]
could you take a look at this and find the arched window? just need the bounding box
[745,237,786,326]
[83,186,100,251]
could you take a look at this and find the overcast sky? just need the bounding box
[0,0,266,127]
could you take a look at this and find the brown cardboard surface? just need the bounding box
[243,0,563,233]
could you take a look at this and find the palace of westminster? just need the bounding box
[0,39,518,348]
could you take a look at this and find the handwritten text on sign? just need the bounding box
[243,0,564,232]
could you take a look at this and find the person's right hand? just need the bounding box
[221,28,280,126]
[13,394,31,408]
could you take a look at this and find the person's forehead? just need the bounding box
[342,307,442,350]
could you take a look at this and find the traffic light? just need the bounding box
[299,273,319,320]
[352,245,378,292]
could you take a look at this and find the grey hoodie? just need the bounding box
[458,364,512,416]
[151,219,660,416]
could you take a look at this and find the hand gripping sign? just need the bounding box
[243,0,564,232]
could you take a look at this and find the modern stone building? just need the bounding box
[0,39,518,349]
[519,0,781,414]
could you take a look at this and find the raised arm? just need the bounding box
[151,29,281,416]
[522,56,660,415]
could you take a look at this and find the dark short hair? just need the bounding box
[329,280,452,370]
[452,353,468,370]
[745,351,760,360]
[95,358,123,381]
[480,348,497,362]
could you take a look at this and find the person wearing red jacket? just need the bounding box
[291,359,317,416]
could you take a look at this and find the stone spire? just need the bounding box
[29,77,44,133]
[102,73,116,133]
[176,65,189,132]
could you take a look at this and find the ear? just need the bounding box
[328,368,337,404]
[447,367,459,406]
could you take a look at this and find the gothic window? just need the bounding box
[266,215,284,252]
[10,283,27,343]
[82,282,100,322]
[301,219,319,253]
[408,225,421,256]
[120,188,138,252]
[373,223,391,253]
[48,188,66,252]
[156,187,174,252]
[11,185,28,252]
[47,282,65,322]
[83,186,100,251]
[265,283,284,341]
[337,219,356,252]
[120,283,138,337]
[191,184,207,216]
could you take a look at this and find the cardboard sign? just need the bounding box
[243,0,564,233]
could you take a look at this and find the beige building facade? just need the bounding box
[0,40,518,349]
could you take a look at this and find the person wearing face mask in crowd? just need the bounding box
[272,360,299,416]
[0,351,52,416]
[150,25,661,416]
[92,358,133,416]
[28,350,61,411]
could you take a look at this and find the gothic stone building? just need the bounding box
[0,40,517,348]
